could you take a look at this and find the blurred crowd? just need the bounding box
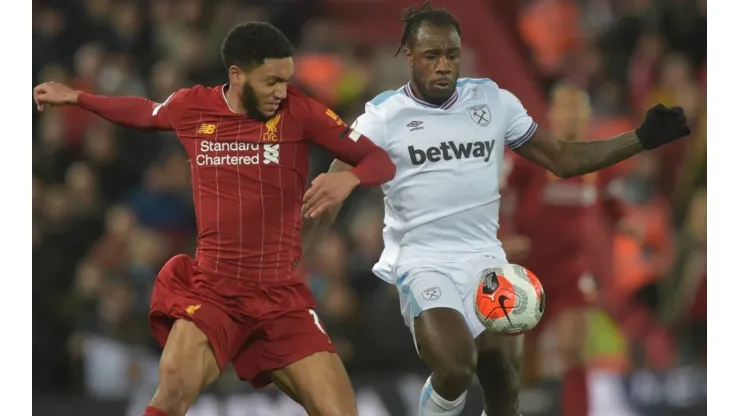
[32,0,706,404]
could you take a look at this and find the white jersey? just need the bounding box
[350,78,538,283]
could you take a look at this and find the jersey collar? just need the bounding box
[221,84,238,113]
[402,82,458,110]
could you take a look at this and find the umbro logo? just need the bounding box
[407,121,424,131]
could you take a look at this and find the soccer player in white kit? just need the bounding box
[325,3,690,416]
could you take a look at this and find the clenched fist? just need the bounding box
[635,104,692,150]
[33,82,81,112]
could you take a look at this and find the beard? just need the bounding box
[241,82,269,122]
[412,66,454,106]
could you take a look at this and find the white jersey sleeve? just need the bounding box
[500,89,538,150]
[349,94,391,147]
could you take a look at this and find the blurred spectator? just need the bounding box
[33,2,705,411]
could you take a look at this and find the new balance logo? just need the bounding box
[408,140,495,165]
[197,124,217,134]
[263,144,280,164]
[407,121,424,131]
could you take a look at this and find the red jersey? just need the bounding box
[502,150,623,287]
[79,85,394,291]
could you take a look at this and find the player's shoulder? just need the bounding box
[174,84,219,99]
[457,77,497,89]
[287,84,308,101]
[366,87,407,111]
[456,77,500,95]
[284,84,321,116]
[456,77,520,104]
[363,87,407,123]
[368,88,404,107]
[166,84,227,110]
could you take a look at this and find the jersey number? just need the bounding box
[308,309,327,335]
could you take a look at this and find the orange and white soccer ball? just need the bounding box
[473,264,545,335]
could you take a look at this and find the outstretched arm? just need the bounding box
[515,129,643,178]
[514,104,690,178]
[77,93,174,131]
[33,81,178,131]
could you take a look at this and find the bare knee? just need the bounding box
[156,358,203,408]
[427,344,478,388]
[416,309,478,397]
[151,320,220,415]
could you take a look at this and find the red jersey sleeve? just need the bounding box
[294,91,395,186]
[77,88,190,132]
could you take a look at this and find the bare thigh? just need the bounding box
[151,320,221,416]
[271,351,357,416]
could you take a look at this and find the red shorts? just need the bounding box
[148,254,335,388]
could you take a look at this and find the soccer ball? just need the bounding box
[473,264,545,335]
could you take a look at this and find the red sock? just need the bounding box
[143,406,168,416]
[562,366,588,416]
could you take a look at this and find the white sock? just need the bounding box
[418,375,467,416]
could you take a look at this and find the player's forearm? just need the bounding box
[558,131,643,177]
[301,217,322,252]
[347,147,396,186]
[301,160,351,250]
[314,159,350,229]
[301,205,342,248]
[77,93,170,131]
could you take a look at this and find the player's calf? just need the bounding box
[147,320,221,416]
[414,308,478,416]
[475,332,523,416]
[554,309,588,367]
[553,308,590,416]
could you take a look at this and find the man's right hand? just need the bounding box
[33,82,81,112]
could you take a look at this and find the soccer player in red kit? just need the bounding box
[500,83,625,416]
[34,22,396,416]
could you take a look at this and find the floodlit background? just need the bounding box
[32,0,706,415]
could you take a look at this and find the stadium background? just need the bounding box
[31,0,706,415]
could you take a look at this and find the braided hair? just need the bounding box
[395,1,462,57]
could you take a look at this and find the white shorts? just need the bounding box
[394,254,507,350]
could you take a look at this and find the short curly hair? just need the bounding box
[395,1,461,56]
[221,22,295,70]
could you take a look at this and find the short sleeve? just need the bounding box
[500,89,538,150]
[346,104,388,148]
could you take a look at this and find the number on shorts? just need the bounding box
[308,309,327,335]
